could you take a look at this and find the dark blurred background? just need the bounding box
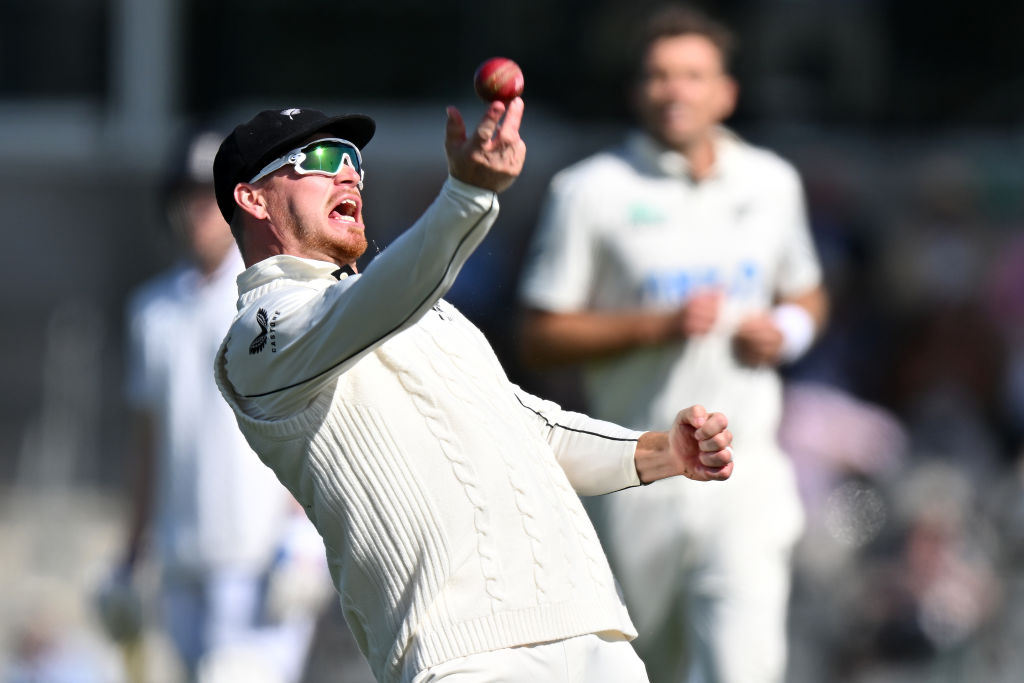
[4,0,1024,681]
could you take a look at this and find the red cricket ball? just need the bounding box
[473,57,525,103]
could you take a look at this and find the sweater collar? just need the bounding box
[236,254,345,297]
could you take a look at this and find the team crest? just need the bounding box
[249,308,269,354]
[432,302,452,321]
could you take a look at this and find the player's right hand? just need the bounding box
[444,98,526,193]
[675,290,722,337]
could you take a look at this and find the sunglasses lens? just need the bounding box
[299,141,361,175]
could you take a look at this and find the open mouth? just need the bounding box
[329,198,359,223]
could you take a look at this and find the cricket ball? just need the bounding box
[473,57,525,103]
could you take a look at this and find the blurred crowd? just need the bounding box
[773,143,1024,683]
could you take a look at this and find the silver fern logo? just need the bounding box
[249,308,269,354]
[432,302,452,321]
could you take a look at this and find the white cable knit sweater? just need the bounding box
[214,178,641,682]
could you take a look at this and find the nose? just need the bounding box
[334,164,362,186]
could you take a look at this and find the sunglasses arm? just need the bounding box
[248,155,298,184]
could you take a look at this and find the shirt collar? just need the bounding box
[627,127,741,181]
[235,254,343,297]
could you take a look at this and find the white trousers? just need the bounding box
[596,448,804,683]
[411,632,649,683]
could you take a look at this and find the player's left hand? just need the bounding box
[733,313,784,366]
[635,405,733,483]
[444,98,526,193]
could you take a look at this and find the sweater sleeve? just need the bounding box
[512,385,643,496]
[229,177,500,418]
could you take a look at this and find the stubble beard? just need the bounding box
[315,230,367,267]
[293,207,368,266]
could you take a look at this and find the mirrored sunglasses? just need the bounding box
[249,138,365,187]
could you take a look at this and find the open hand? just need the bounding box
[444,98,526,193]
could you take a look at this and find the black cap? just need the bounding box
[213,107,376,223]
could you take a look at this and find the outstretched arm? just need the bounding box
[515,387,733,494]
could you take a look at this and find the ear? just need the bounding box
[717,75,739,121]
[233,182,269,221]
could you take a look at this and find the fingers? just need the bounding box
[700,444,733,468]
[693,409,733,479]
[467,97,524,149]
[695,411,728,441]
[678,406,729,443]
[444,98,526,193]
[681,297,718,336]
[698,411,733,480]
[735,316,782,349]
[678,404,708,429]
[698,458,734,481]
[733,329,782,366]
[699,430,732,456]
[495,97,524,143]
[687,407,728,438]
[445,106,467,153]
[473,100,507,145]
[668,405,734,482]
[689,289,724,309]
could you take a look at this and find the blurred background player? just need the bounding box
[517,5,827,683]
[100,129,332,683]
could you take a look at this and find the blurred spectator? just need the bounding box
[985,230,1024,448]
[517,5,827,682]
[781,148,896,403]
[779,380,906,681]
[839,462,1001,680]
[880,155,994,315]
[99,129,331,683]
[779,380,907,525]
[4,578,125,683]
[879,155,1010,479]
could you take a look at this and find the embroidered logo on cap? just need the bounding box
[280,108,301,119]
